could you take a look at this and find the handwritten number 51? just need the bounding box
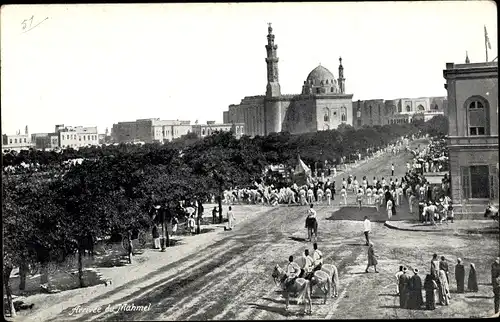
[21,15,34,30]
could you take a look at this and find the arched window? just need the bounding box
[406,105,411,112]
[324,109,330,122]
[398,104,402,113]
[341,106,347,122]
[434,104,439,110]
[316,88,321,94]
[417,104,425,111]
[202,128,205,136]
[331,87,334,92]
[14,139,17,144]
[466,97,489,136]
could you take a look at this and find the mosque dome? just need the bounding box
[306,65,335,85]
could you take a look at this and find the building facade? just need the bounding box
[111,118,193,144]
[191,121,245,139]
[224,24,354,137]
[443,61,498,212]
[352,96,447,128]
[2,126,33,152]
[57,124,99,149]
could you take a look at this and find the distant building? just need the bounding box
[30,124,99,151]
[352,96,447,128]
[111,118,192,144]
[57,124,99,149]
[224,24,354,137]
[443,60,498,213]
[2,126,33,152]
[191,121,245,139]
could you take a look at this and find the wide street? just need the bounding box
[17,141,498,321]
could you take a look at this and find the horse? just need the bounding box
[305,269,332,304]
[272,264,312,314]
[320,263,340,297]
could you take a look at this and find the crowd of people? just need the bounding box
[392,254,500,312]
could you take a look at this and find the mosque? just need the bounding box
[223,24,354,137]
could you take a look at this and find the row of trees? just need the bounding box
[2,115,448,316]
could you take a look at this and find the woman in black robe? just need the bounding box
[467,263,479,292]
[407,269,424,309]
[455,258,465,293]
[423,274,437,310]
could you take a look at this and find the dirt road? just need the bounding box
[42,142,421,321]
[22,140,497,320]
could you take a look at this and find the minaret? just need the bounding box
[25,125,28,135]
[465,51,470,64]
[338,57,345,94]
[265,23,281,97]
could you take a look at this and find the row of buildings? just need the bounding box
[2,120,245,152]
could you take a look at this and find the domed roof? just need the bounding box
[306,65,335,84]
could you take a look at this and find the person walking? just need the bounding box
[391,163,395,176]
[409,192,416,215]
[365,242,379,273]
[325,187,332,206]
[363,216,371,246]
[356,188,363,210]
[491,257,500,315]
[340,186,347,205]
[468,263,478,292]
[455,258,465,293]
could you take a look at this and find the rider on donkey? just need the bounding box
[285,255,301,288]
[312,243,323,271]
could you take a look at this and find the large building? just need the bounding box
[224,24,354,137]
[111,118,192,144]
[352,96,447,128]
[443,60,498,214]
[2,126,34,152]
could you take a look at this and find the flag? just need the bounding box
[485,25,492,50]
[294,155,311,176]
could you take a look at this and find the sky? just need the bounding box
[1,2,497,135]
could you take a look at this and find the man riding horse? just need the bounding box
[305,204,318,241]
[285,255,301,288]
[300,249,315,280]
[312,243,323,271]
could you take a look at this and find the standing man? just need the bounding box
[212,206,218,225]
[430,254,440,280]
[356,188,363,210]
[226,206,235,230]
[340,186,347,206]
[391,163,395,177]
[395,265,404,295]
[325,186,332,206]
[387,198,394,220]
[439,256,450,284]
[363,216,371,246]
[398,267,410,308]
[492,257,500,315]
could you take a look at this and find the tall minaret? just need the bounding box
[465,51,470,64]
[265,23,281,97]
[25,125,28,135]
[338,57,345,94]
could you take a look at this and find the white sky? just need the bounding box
[1,2,497,135]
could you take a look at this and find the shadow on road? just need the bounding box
[466,295,492,299]
[345,243,367,246]
[378,293,398,297]
[288,236,307,243]
[248,303,288,316]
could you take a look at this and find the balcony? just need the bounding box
[447,135,498,149]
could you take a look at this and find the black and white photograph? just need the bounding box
[1,1,499,320]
